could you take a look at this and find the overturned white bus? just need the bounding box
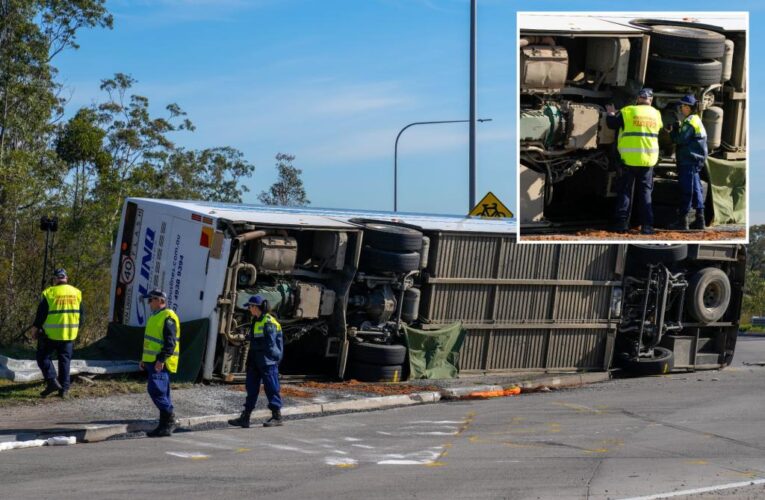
[110,199,745,381]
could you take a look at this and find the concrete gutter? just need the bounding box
[0,371,610,450]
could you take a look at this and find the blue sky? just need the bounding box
[55,0,759,221]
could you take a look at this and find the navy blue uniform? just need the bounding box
[244,314,283,412]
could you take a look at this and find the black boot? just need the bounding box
[167,413,179,434]
[667,210,689,231]
[640,225,655,235]
[610,220,629,233]
[147,411,173,438]
[228,409,252,428]
[690,212,706,230]
[40,379,62,398]
[263,409,283,427]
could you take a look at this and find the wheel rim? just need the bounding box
[703,282,722,309]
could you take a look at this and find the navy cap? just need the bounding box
[53,268,67,279]
[637,88,653,98]
[246,295,265,307]
[679,94,697,107]
[143,288,167,300]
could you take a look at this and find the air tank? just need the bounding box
[721,39,735,82]
[703,106,724,151]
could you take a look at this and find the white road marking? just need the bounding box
[325,457,358,466]
[621,479,765,500]
[166,452,209,459]
[409,420,464,424]
[352,444,375,449]
[262,443,318,455]
[343,437,362,442]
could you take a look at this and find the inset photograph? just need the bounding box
[517,12,747,242]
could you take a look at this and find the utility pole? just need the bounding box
[468,0,477,211]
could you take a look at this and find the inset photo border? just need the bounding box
[516,12,748,244]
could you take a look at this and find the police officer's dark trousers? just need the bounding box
[677,159,705,214]
[244,362,282,412]
[36,336,73,392]
[615,166,654,227]
[145,363,174,414]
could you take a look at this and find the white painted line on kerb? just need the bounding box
[621,479,765,500]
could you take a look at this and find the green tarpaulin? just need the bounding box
[706,157,746,225]
[95,319,209,382]
[404,322,466,379]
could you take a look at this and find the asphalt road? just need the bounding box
[4,338,765,500]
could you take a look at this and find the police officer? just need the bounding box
[140,289,181,438]
[606,88,664,235]
[667,94,708,230]
[229,295,284,428]
[34,268,83,399]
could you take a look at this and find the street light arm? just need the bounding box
[394,118,492,212]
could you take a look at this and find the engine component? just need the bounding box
[252,236,297,273]
[350,285,397,323]
[312,232,347,270]
[585,37,630,86]
[721,39,734,82]
[295,283,322,319]
[320,288,336,316]
[520,45,568,93]
[401,288,421,323]
[519,164,545,223]
[236,263,257,287]
[565,103,601,150]
[419,236,430,270]
[236,283,291,314]
[598,113,616,145]
[520,104,564,146]
[703,106,723,151]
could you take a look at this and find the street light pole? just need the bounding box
[469,0,477,211]
[394,118,492,212]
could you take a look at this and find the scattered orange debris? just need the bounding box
[523,228,745,242]
[466,386,521,399]
[296,380,439,396]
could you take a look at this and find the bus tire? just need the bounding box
[360,246,421,273]
[347,361,404,382]
[622,347,674,375]
[686,267,731,323]
[647,57,723,87]
[650,25,726,59]
[362,222,423,252]
[350,341,407,365]
[629,244,688,265]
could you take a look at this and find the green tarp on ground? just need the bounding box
[404,322,466,379]
[706,157,746,225]
[94,319,209,382]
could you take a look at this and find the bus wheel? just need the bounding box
[629,244,688,265]
[686,268,731,323]
[361,222,423,252]
[350,341,407,365]
[622,347,674,376]
[347,361,404,382]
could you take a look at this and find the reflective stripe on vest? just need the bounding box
[42,284,82,341]
[252,314,282,337]
[142,308,181,373]
[685,114,707,139]
[617,105,663,167]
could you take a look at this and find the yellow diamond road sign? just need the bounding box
[469,192,513,218]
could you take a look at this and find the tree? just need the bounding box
[258,153,310,207]
[0,0,111,343]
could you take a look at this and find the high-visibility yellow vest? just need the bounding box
[142,308,181,373]
[42,284,82,341]
[252,314,282,337]
[617,105,663,167]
